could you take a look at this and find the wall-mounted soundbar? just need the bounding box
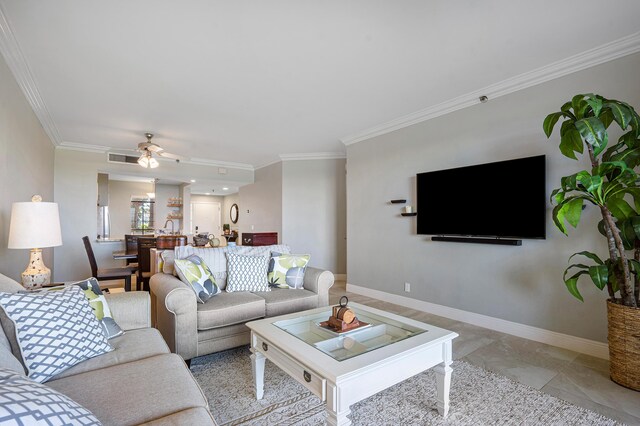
[431,236,522,246]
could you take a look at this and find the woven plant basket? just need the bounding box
[607,300,640,391]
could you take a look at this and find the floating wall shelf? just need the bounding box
[390,199,407,204]
[401,212,417,217]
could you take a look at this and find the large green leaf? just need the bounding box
[604,102,632,130]
[575,117,608,154]
[559,127,584,160]
[569,251,604,265]
[588,265,608,290]
[543,112,563,138]
[600,109,614,128]
[586,97,603,117]
[609,147,640,168]
[606,197,635,221]
[553,197,584,234]
[564,270,587,301]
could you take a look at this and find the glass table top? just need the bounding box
[272,306,427,361]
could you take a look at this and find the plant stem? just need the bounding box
[601,206,636,307]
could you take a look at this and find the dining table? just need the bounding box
[112,250,138,261]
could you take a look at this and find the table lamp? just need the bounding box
[8,195,62,289]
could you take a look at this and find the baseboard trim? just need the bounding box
[334,274,347,281]
[346,283,609,360]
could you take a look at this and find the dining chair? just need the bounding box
[136,237,157,291]
[82,236,133,291]
[124,234,139,272]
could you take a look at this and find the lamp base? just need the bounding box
[21,248,51,290]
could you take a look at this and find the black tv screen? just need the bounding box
[417,155,546,239]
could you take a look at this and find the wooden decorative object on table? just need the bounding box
[320,296,369,333]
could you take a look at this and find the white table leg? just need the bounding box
[434,363,452,416]
[250,351,266,400]
[326,409,351,426]
[434,340,453,417]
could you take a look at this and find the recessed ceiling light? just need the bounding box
[205,192,210,195]
[190,179,196,183]
[222,187,229,191]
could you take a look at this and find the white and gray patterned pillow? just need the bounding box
[0,367,100,425]
[0,286,113,383]
[226,253,270,292]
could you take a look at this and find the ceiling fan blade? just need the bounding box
[146,144,164,153]
[158,151,182,160]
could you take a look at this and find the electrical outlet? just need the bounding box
[404,282,411,292]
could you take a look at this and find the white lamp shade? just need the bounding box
[8,201,62,249]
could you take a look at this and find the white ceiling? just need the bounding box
[2,0,640,168]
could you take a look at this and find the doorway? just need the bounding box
[191,201,221,235]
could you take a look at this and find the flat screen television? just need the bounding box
[416,155,546,239]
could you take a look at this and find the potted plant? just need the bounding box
[544,94,640,390]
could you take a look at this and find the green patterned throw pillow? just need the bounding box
[268,254,310,289]
[174,255,221,303]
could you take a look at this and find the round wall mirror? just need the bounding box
[230,203,239,224]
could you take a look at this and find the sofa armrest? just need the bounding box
[303,267,334,307]
[150,273,198,361]
[105,291,150,331]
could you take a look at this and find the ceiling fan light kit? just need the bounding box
[136,133,180,168]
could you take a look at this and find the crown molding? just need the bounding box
[0,5,62,146]
[279,152,346,161]
[57,141,255,171]
[187,157,254,171]
[57,141,110,153]
[341,32,640,146]
[254,158,282,171]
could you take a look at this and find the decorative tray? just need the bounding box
[317,321,371,336]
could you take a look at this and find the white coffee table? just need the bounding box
[246,302,458,426]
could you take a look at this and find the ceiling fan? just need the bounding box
[136,133,181,168]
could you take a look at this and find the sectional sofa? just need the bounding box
[0,273,216,426]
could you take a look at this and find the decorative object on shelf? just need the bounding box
[223,224,230,234]
[544,93,640,390]
[8,196,62,290]
[166,212,183,219]
[193,233,209,247]
[403,206,413,214]
[390,199,407,204]
[230,203,239,224]
[319,296,369,333]
[208,234,221,247]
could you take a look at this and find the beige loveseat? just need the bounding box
[0,273,216,426]
[150,244,334,362]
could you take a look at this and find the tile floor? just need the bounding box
[329,281,640,425]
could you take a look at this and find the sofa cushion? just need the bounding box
[0,367,100,426]
[226,253,270,292]
[138,407,216,425]
[253,288,319,317]
[0,273,24,369]
[174,255,221,303]
[31,278,124,339]
[268,254,310,289]
[0,330,24,374]
[175,246,230,289]
[51,328,170,380]
[197,292,265,330]
[47,354,208,426]
[0,285,113,383]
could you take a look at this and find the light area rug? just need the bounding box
[190,346,620,426]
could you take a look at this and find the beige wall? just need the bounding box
[238,162,283,243]
[346,52,640,343]
[0,53,55,281]
[282,159,346,273]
